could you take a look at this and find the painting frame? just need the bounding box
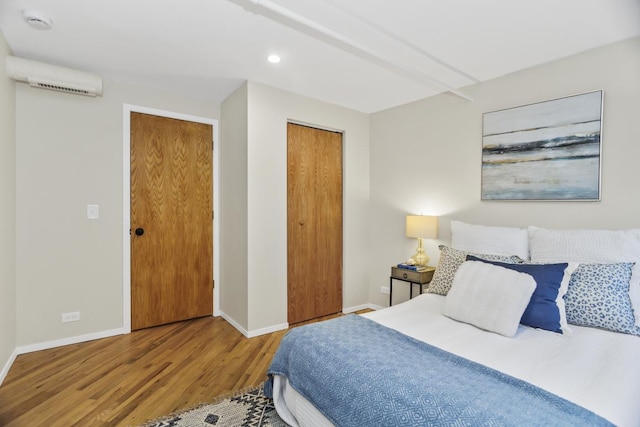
[481,90,603,201]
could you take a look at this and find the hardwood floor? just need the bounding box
[0,312,361,427]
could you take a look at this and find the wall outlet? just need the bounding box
[61,312,80,323]
[380,286,390,295]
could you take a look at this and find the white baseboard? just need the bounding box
[220,311,288,338]
[247,322,289,338]
[0,348,18,386]
[16,327,127,355]
[220,304,381,340]
[2,304,383,385]
[219,311,249,337]
[343,303,383,313]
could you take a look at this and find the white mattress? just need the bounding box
[272,294,640,426]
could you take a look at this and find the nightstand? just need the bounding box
[389,266,435,306]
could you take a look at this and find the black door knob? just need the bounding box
[135,227,145,236]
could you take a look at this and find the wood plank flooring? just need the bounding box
[0,312,362,427]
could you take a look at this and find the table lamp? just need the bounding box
[406,215,438,266]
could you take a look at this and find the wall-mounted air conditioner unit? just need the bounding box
[5,55,103,97]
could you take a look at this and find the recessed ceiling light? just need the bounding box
[22,9,53,30]
[267,54,281,64]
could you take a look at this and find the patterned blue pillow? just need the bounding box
[565,263,640,336]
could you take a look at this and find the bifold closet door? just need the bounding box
[287,122,343,324]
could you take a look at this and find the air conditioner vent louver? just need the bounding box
[5,56,103,97]
[33,82,91,95]
[28,79,95,96]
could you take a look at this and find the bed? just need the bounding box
[265,223,640,426]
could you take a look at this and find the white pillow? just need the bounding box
[529,226,640,327]
[443,261,536,337]
[451,221,529,260]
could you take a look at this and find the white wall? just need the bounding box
[10,35,638,351]
[219,83,249,330]
[0,31,17,382]
[246,82,371,332]
[219,82,371,335]
[15,79,219,347]
[368,37,640,307]
[14,69,369,348]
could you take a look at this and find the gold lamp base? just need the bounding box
[411,237,430,266]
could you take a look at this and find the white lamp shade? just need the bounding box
[406,215,437,239]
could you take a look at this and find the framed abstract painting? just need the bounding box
[481,91,603,201]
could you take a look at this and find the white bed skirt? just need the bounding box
[272,375,333,427]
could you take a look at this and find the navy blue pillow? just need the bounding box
[466,255,568,333]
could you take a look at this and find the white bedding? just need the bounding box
[272,294,640,426]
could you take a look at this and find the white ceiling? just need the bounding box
[1,0,639,113]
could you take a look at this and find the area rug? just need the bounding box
[141,385,288,427]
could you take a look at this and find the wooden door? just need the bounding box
[130,112,213,330]
[287,123,343,324]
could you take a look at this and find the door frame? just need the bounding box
[122,104,220,333]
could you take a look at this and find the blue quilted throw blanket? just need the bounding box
[265,315,613,426]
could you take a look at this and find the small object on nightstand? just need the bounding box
[389,266,435,306]
[397,263,429,272]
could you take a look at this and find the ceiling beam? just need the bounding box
[321,0,480,85]
[244,0,474,102]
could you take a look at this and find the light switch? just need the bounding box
[87,204,99,220]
